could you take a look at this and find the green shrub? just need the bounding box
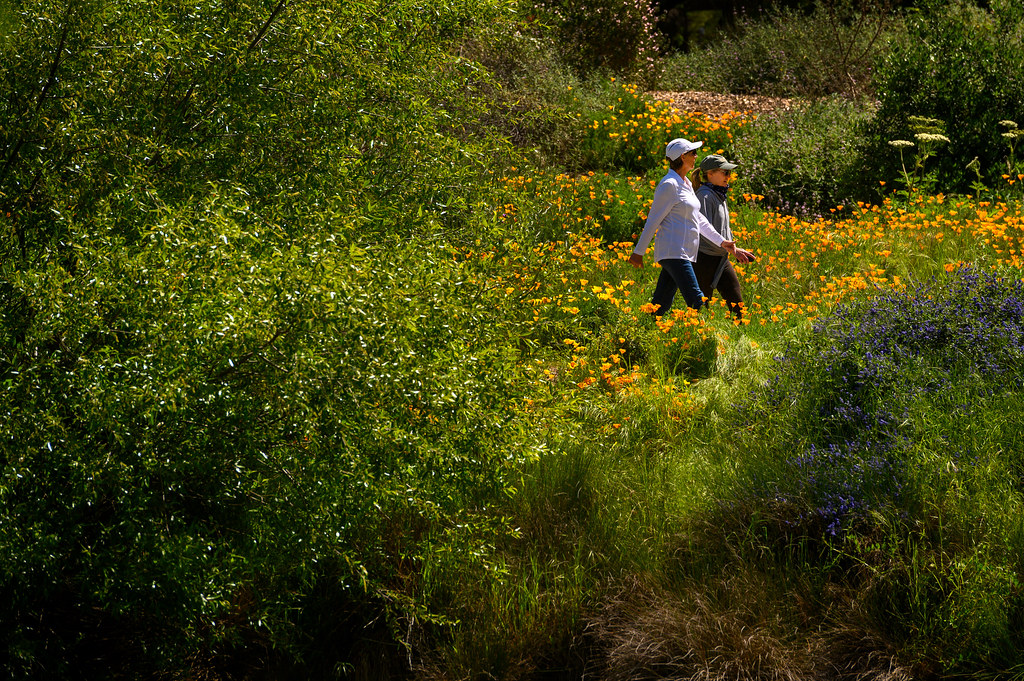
[868,0,1024,194]
[0,0,512,262]
[458,39,655,171]
[452,20,669,170]
[0,0,14,39]
[531,0,663,87]
[731,96,876,216]
[459,33,588,166]
[658,0,903,99]
[0,0,542,675]
[0,189,542,675]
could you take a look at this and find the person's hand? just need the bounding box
[735,248,757,263]
[628,253,643,268]
[721,240,737,255]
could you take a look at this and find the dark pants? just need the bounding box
[651,259,705,316]
[693,253,744,318]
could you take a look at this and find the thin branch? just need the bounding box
[249,0,288,51]
[211,322,295,381]
[34,1,76,118]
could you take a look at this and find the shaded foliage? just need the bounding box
[868,0,1024,192]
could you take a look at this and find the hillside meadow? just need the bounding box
[4,0,1024,678]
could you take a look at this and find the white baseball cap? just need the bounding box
[666,138,703,160]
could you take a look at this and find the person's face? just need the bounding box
[681,149,698,172]
[708,167,732,187]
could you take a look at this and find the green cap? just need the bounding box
[700,154,738,172]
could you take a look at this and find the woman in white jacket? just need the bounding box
[628,138,749,316]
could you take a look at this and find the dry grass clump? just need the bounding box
[586,573,809,681]
[584,564,921,681]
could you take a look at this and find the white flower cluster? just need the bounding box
[914,133,950,144]
[906,115,947,143]
[1001,120,1023,140]
[888,139,915,148]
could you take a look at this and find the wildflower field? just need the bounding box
[485,154,1024,397]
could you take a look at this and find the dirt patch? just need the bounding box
[648,90,798,117]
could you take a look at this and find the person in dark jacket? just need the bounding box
[690,154,755,319]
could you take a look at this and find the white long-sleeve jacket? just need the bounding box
[632,169,726,263]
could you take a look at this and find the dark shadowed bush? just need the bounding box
[530,0,663,86]
[658,0,904,99]
[867,0,1024,193]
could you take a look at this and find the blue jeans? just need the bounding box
[651,258,705,316]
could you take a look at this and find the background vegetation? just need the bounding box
[659,0,901,98]
[3,0,1024,679]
